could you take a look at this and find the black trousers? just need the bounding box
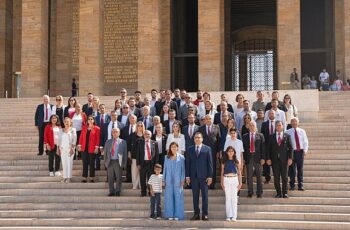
[211,149,217,188]
[272,160,289,195]
[289,150,304,189]
[140,161,152,195]
[126,158,132,181]
[48,146,60,172]
[75,131,82,159]
[38,122,48,154]
[150,193,161,217]
[263,163,271,182]
[246,155,263,195]
[82,152,96,178]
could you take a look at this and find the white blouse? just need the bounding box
[166,133,186,154]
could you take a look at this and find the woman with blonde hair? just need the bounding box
[58,117,77,183]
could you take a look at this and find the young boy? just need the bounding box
[148,164,163,219]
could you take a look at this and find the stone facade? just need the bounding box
[1,1,350,97]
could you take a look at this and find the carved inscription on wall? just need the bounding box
[71,0,79,79]
[104,0,138,95]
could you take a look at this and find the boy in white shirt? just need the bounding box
[148,164,163,219]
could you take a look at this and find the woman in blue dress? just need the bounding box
[163,142,185,220]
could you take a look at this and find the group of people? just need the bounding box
[34,88,309,221]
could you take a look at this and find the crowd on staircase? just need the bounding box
[34,89,308,222]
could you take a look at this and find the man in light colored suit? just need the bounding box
[103,128,127,197]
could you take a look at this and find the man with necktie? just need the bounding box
[35,95,53,156]
[137,130,159,197]
[286,117,309,191]
[267,120,293,198]
[261,110,276,184]
[103,128,127,196]
[186,132,213,221]
[242,121,265,198]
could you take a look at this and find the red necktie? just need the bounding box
[45,105,48,120]
[207,126,211,136]
[270,121,273,135]
[278,134,282,145]
[294,128,301,151]
[250,133,255,153]
[146,141,151,160]
[101,115,104,124]
[111,139,117,157]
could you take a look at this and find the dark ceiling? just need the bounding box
[231,0,276,14]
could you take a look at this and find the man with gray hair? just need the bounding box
[35,95,53,155]
[103,128,127,197]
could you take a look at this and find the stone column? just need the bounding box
[344,1,350,81]
[277,0,301,89]
[334,0,344,80]
[0,1,6,96]
[198,0,225,91]
[21,0,49,97]
[79,0,103,96]
[137,0,171,93]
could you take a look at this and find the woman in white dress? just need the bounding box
[58,117,77,183]
[166,122,185,155]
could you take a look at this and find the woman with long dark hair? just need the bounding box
[44,114,61,177]
[77,115,100,183]
[163,142,185,220]
[221,146,242,222]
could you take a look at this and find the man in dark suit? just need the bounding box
[161,89,179,118]
[267,120,293,198]
[100,111,124,149]
[117,104,131,127]
[264,91,287,112]
[103,128,127,196]
[95,104,111,127]
[186,132,213,221]
[199,114,221,189]
[154,89,166,115]
[214,101,234,125]
[182,114,199,152]
[34,95,53,155]
[82,92,94,116]
[137,105,153,130]
[260,110,276,184]
[128,97,142,118]
[179,94,197,124]
[120,114,137,182]
[242,121,265,198]
[216,94,234,113]
[136,130,159,197]
[163,109,181,134]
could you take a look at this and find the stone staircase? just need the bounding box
[0,92,349,229]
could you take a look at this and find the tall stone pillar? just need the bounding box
[79,0,103,96]
[343,1,350,81]
[137,0,170,93]
[0,1,6,96]
[335,0,344,80]
[198,0,225,91]
[277,0,301,89]
[21,0,49,97]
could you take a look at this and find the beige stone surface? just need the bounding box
[277,0,301,89]
[198,0,225,91]
[20,0,49,97]
[0,1,5,96]
[79,0,103,96]
[335,0,345,81]
[12,0,22,98]
[138,0,171,93]
[344,0,350,82]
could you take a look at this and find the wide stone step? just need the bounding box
[0,218,349,229]
[0,188,349,198]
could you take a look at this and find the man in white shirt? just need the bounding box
[319,68,330,91]
[264,99,286,130]
[286,117,309,191]
[150,89,158,108]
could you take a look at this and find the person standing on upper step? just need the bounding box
[44,114,61,177]
[35,95,53,156]
[286,117,309,192]
[103,127,127,197]
[82,92,93,116]
[267,120,293,198]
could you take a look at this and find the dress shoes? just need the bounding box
[283,194,289,198]
[190,214,200,221]
[298,187,305,191]
[81,179,87,183]
[116,192,120,196]
[202,215,209,221]
[247,194,253,198]
[108,193,115,197]
[37,152,43,156]
[257,194,262,198]
[275,194,282,198]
